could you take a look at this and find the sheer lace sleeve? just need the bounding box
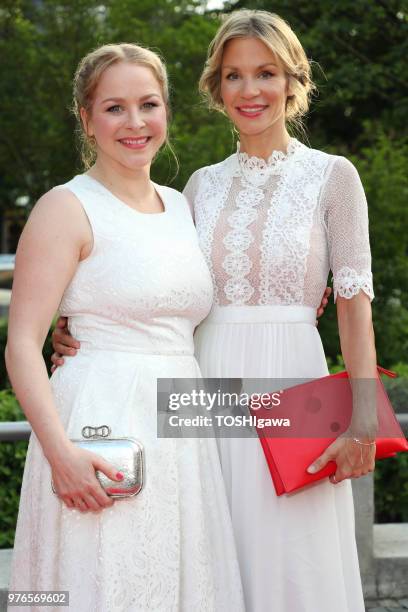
[322,156,374,302]
[182,170,201,221]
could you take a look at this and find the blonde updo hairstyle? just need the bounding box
[73,43,171,168]
[199,10,315,128]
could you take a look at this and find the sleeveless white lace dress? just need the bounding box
[184,138,374,612]
[8,175,245,612]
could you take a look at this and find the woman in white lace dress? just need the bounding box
[183,10,377,612]
[6,43,244,611]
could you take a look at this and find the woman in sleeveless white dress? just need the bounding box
[183,11,377,612]
[9,177,243,611]
[6,44,244,611]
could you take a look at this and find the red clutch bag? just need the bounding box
[249,366,408,496]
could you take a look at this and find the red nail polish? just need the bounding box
[116,472,124,480]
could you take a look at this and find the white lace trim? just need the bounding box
[259,147,329,304]
[194,161,235,303]
[237,138,302,186]
[333,266,374,301]
[223,185,264,304]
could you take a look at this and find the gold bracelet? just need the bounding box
[352,437,376,446]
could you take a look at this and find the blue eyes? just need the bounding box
[106,102,158,113]
[226,71,275,81]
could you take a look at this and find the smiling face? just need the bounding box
[220,37,290,146]
[81,61,167,174]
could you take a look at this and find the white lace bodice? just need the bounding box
[56,174,214,353]
[183,138,374,308]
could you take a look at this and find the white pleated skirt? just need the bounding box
[194,305,365,612]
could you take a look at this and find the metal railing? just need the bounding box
[0,421,32,441]
[1,416,408,442]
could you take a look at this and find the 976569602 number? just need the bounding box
[7,591,69,606]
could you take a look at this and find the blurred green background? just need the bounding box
[0,0,407,546]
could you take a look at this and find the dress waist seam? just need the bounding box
[203,305,317,325]
[75,343,195,356]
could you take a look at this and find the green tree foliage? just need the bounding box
[375,453,408,523]
[356,134,408,365]
[0,390,27,548]
[0,1,104,209]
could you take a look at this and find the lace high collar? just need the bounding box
[236,138,302,186]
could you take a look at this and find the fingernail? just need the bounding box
[116,472,124,480]
[307,465,317,474]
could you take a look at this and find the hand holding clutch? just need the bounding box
[307,431,376,485]
[250,366,408,495]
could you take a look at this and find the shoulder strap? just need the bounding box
[54,175,116,238]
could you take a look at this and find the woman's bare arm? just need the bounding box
[6,190,85,460]
[6,189,120,510]
[308,292,377,482]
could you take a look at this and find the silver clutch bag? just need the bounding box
[51,425,144,498]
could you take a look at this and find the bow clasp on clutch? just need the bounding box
[81,425,111,439]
